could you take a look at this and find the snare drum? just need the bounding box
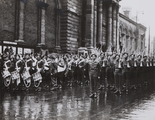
[32,72,42,82]
[21,70,31,81]
[11,71,20,80]
[3,70,11,78]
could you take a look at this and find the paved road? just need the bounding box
[1,84,155,120]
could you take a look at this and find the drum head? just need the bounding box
[4,77,11,87]
[23,78,31,88]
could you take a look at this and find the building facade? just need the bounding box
[0,0,146,54]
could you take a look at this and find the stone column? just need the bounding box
[85,0,94,48]
[40,8,46,45]
[112,4,117,50]
[107,3,112,51]
[17,0,25,43]
[97,0,103,45]
[93,0,97,48]
[116,5,120,52]
[55,12,61,51]
[55,0,61,51]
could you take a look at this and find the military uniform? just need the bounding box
[121,55,129,92]
[114,56,122,94]
[99,57,107,89]
[88,55,100,98]
[129,56,135,88]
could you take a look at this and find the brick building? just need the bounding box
[0,0,146,54]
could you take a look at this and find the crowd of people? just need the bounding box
[1,47,155,98]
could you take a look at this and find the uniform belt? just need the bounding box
[115,68,120,70]
[90,69,97,71]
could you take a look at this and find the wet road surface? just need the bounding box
[1,84,155,120]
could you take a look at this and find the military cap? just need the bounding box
[90,53,97,57]
[123,52,128,56]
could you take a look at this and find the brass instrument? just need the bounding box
[127,58,130,68]
[134,59,137,67]
[150,61,152,67]
[102,60,105,67]
[140,60,143,67]
[146,59,149,67]
[118,58,122,69]
[153,59,155,66]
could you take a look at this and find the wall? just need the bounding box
[0,0,15,42]
[24,0,38,47]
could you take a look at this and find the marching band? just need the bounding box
[1,47,155,98]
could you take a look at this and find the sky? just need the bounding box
[120,0,155,39]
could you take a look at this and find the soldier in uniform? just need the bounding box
[121,53,129,93]
[48,55,58,90]
[113,54,122,95]
[110,53,116,90]
[142,55,147,86]
[98,53,107,90]
[88,54,100,98]
[77,55,86,86]
[129,54,135,89]
[106,54,112,89]
[0,54,3,90]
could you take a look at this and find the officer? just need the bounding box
[88,54,100,98]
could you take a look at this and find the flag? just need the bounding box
[21,0,27,4]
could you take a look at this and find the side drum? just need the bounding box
[21,70,31,88]
[2,70,11,87]
[32,72,42,88]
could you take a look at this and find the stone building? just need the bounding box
[119,13,146,54]
[0,0,146,54]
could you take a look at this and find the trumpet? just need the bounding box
[134,59,137,67]
[140,60,143,67]
[153,60,155,66]
[127,59,130,68]
[102,59,106,67]
[146,59,149,67]
[118,59,122,69]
